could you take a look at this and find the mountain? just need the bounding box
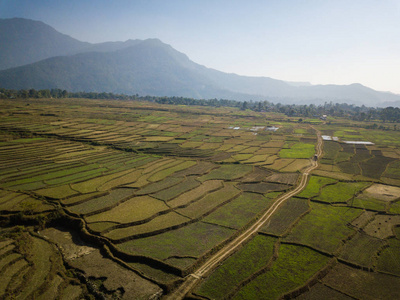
[0,18,89,70]
[0,18,146,70]
[1,18,399,106]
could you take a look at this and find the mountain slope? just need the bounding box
[0,18,91,70]
[1,18,399,106]
[0,38,240,99]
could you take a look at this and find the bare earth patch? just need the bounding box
[363,215,400,239]
[41,227,162,299]
[359,183,400,202]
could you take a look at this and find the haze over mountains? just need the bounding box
[1,18,399,107]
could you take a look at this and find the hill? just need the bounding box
[1,18,399,106]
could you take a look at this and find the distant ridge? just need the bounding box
[1,18,399,107]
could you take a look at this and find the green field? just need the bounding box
[195,234,276,299]
[232,243,330,300]
[284,202,362,253]
[1,98,400,299]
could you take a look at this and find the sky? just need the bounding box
[1,0,399,94]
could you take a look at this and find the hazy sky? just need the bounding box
[1,0,399,93]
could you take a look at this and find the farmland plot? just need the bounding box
[232,244,330,300]
[322,263,400,299]
[118,222,235,270]
[284,202,362,253]
[194,234,276,299]
[3,99,400,299]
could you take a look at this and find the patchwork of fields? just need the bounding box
[0,98,399,299]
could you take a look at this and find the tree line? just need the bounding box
[1,87,399,123]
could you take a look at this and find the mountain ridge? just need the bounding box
[0,18,399,107]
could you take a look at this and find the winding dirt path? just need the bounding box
[164,128,323,299]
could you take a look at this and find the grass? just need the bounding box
[0,163,102,188]
[0,258,28,296]
[349,197,387,211]
[70,169,133,193]
[237,182,290,193]
[284,202,362,253]
[198,164,253,182]
[297,175,337,199]
[389,202,400,214]
[177,183,241,219]
[35,184,79,199]
[44,167,108,185]
[339,232,385,267]
[152,177,200,201]
[135,176,184,195]
[203,192,273,229]
[322,263,400,299]
[86,221,119,233]
[147,160,197,182]
[104,212,191,240]
[360,155,395,179]
[173,161,217,176]
[377,238,400,276]
[315,181,370,203]
[15,235,55,299]
[322,141,342,162]
[384,160,400,179]
[85,195,168,224]
[240,167,273,182]
[117,221,235,267]
[279,142,315,159]
[60,191,105,206]
[260,197,309,236]
[233,243,330,300]
[168,180,223,208]
[68,188,136,215]
[97,169,142,191]
[127,262,180,284]
[280,159,311,172]
[195,234,276,300]
[268,158,294,170]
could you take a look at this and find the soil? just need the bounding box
[41,227,162,299]
[363,215,400,239]
[360,184,400,202]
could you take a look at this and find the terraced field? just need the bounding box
[1,98,400,299]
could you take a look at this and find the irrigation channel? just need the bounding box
[163,127,323,300]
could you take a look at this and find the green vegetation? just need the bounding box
[68,188,136,215]
[152,177,200,201]
[284,202,362,253]
[340,232,385,267]
[198,164,253,181]
[279,142,315,159]
[1,97,400,299]
[195,235,276,299]
[204,193,273,229]
[177,183,241,219]
[104,212,191,240]
[233,244,330,300]
[118,222,235,268]
[315,181,370,203]
[85,195,168,224]
[260,197,309,236]
[297,175,337,198]
[377,238,400,276]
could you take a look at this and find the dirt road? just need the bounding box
[164,128,323,299]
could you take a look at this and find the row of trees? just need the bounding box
[0,88,68,99]
[1,87,400,123]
